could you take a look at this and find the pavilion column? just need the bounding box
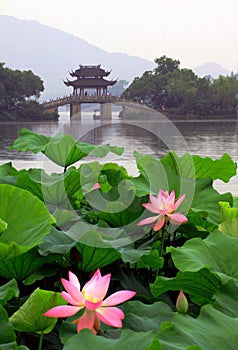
[100,103,112,120]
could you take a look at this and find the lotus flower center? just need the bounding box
[160,208,168,215]
[82,291,101,304]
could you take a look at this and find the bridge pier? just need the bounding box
[70,103,81,118]
[100,103,112,120]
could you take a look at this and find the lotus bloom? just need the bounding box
[138,190,187,231]
[91,182,101,190]
[43,269,136,334]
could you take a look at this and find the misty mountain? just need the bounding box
[0,15,155,100]
[192,62,232,78]
[1,16,235,101]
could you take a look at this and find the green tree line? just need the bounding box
[123,56,238,117]
[0,63,58,121]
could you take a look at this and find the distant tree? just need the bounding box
[211,76,238,114]
[123,71,154,105]
[193,77,213,115]
[21,70,44,98]
[154,55,180,75]
[123,55,238,117]
[0,63,57,121]
[123,56,181,109]
[166,69,198,109]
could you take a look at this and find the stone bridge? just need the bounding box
[41,95,153,119]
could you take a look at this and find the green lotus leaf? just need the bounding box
[0,174,17,186]
[0,305,17,347]
[100,162,130,185]
[133,151,192,200]
[151,268,221,306]
[213,279,238,317]
[158,305,238,350]
[0,184,54,259]
[38,226,76,255]
[65,221,131,248]
[0,162,19,186]
[77,161,103,193]
[0,218,8,234]
[0,162,19,176]
[16,169,44,201]
[219,218,238,237]
[76,242,121,272]
[137,248,164,270]
[63,329,157,350]
[0,248,57,281]
[9,288,67,334]
[121,300,174,332]
[43,134,87,167]
[0,279,19,305]
[17,168,82,207]
[178,210,216,239]
[191,178,232,225]
[147,337,163,350]
[10,128,124,168]
[218,201,238,236]
[119,245,151,264]
[44,134,124,167]
[233,196,238,207]
[79,161,130,197]
[219,201,238,221]
[10,127,50,153]
[95,187,145,228]
[161,152,237,182]
[61,297,238,349]
[113,268,152,298]
[168,231,238,283]
[52,208,79,228]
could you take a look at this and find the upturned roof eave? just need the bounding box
[64,78,117,88]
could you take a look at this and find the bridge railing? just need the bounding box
[41,95,153,114]
[41,95,126,108]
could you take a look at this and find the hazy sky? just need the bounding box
[1,0,238,71]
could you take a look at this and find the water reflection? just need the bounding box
[1,114,238,163]
[174,121,238,160]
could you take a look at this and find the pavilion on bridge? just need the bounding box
[64,64,117,97]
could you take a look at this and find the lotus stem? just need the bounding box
[38,331,44,350]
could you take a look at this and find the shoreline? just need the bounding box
[161,112,238,122]
[1,109,238,125]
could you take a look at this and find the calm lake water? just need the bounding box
[0,106,238,194]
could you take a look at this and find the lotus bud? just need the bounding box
[176,289,188,314]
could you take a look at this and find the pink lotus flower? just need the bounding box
[138,190,187,231]
[43,269,136,334]
[91,182,101,190]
